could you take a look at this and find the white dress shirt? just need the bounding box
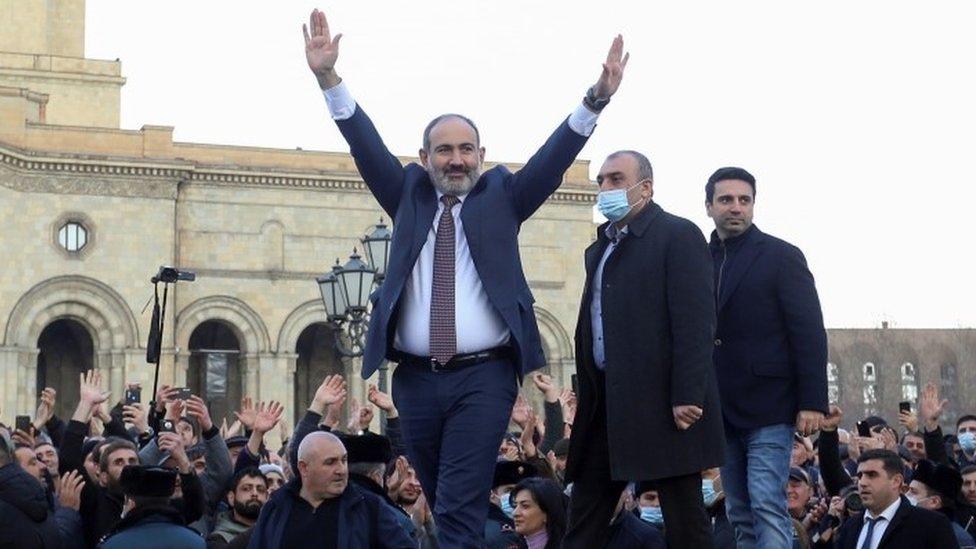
[856,497,901,549]
[322,81,600,356]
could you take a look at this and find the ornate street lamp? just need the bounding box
[362,218,392,282]
[315,260,347,323]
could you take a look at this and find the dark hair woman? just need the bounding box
[509,477,566,549]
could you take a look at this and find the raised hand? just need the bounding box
[531,373,559,403]
[311,374,348,415]
[33,387,56,430]
[592,35,630,100]
[795,410,824,437]
[185,395,214,432]
[520,409,539,459]
[302,8,343,89]
[323,392,346,429]
[254,401,284,434]
[367,383,398,418]
[558,388,577,426]
[57,470,85,511]
[11,428,35,449]
[155,384,178,414]
[920,382,947,432]
[235,396,257,431]
[79,370,110,406]
[386,455,409,499]
[158,431,190,473]
[898,409,919,433]
[511,395,531,428]
[122,403,150,434]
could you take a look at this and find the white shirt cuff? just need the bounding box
[322,81,357,121]
[567,102,600,137]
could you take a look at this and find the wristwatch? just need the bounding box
[584,86,611,112]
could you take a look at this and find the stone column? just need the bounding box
[243,353,259,402]
[20,348,39,413]
[279,352,299,429]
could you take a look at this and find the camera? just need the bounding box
[152,266,196,284]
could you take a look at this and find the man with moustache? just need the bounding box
[705,167,828,548]
[302,8,628,547]
[206,468,267,549]
[564,150,724,548]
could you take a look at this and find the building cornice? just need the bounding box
[0,141,596,204]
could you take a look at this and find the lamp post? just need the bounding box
[315,219,393,426]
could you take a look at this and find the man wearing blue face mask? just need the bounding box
[485,461,536,548]
[564,150,725,548]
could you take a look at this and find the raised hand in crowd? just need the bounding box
[520,409,539,459]
[898,407,919,433]
[11,426,35,449]
[511,395,531,429]
[57,469,85,511]
[303,8,343,90]
[386,455,410,500]
[367,383,398,419]
[559,388,576,437]
[310,374,347,416]
[235,396,258,432]
[246,400,285,458]
[351,402,374,433]
[323,392,346,430]
[185,394,215,432]
[920,381,947,432]
[158,431,191,474]
[801,498,828,534]
[873,425,898,452]
[531,373,560,403]
[32,387,56,431]
[122,402,149,434]
[72,369,110,422]
[154,384,178,415]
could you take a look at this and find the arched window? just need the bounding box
[863,362,878,417]
[941,363,959,427]
[901,363,918,402]
[826,362,840,404]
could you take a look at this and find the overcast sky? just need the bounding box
[85,1,976,329]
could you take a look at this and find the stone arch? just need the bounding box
[277,300,328,354]
[5,275,139,350]
[534,306,572,363]
[175,296,270,355]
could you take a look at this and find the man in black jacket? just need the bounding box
[0,435,62,548]
[565,150,724,548]
[835,449,959,549]
[98,465,205,548]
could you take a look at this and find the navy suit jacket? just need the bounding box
[834,496,960,549]
[334,106,589,379]
[711,225,828,430]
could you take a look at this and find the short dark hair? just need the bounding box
[956,415,976,430]
[706,166,756,203]
[858,449,904,479]
[99,440,139,472]
[961,465,976,476]
[422,114,480,152]
[227,466,266,495]
[510,478,567,549]
[606,150,653,181]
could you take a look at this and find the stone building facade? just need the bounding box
[0,0,591,429]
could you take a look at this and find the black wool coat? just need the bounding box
[566,203,725,482]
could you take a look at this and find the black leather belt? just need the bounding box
[391,346,514,373]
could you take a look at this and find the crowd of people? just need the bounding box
[3,365,976,548]
[3,6,973,549]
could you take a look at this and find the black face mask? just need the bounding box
[234,499,263,520]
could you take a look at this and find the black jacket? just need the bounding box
[834,496,960,548]
[710,225,828,429]
[98,505,204,549]
[566,203,725,482]
[0,463,63,548]
[607,511,667,549]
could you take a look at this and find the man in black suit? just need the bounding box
[835,449,959,548]
[564,150,725,548]
[705,167,829,547]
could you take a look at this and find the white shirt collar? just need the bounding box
[866,496,901,523]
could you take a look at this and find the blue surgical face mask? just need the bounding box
[702,478,720,507]
[960,432,976,453]
[639,505,664,525]
[499,491,515,519]
[597,181,646,222]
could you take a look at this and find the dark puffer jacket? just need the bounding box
[0,463,63,548]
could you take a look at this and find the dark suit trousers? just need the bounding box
[564,370,714,549]
[392,357,517,549]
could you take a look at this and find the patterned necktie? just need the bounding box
[859,516,880,549]
[430,194,460,364]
